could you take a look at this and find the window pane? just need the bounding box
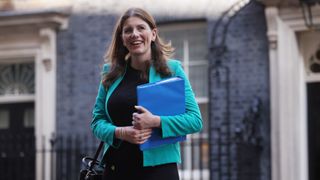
[24,107,34,128]
[0,109,9,129]
[189,64,208,98]
[160,31,184,60]
[0,62,35,96]
[189,34,207,60]
[186,27,207,61]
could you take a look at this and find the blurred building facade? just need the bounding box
[0,0,319,180]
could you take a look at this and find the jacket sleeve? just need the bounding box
[160,61,203,137]
[90,64,119,147]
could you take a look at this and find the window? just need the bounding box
[24,107,35,128]
[0,62,35,96]
[159,21,209,178]
[0,110,9,129]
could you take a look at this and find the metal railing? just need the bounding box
[0,133,209,180]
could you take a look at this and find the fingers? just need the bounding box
[136,132,152,144]
[132,120,142,130]
[141,128,152,134]
[122,127,143,144]
[132,112,140,121]
[138,135,151,144]
[140,129,152,136]
[132,112,143,129]
[132,129,152,144]
[134,105,147,113]
[132,109,154,130]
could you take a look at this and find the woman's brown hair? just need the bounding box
[102,7,174,90]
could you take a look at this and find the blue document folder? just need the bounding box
[137,77,186,151]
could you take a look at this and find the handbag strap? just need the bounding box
[89,141,104,171]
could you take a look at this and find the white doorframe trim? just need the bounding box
[265,6,312,180]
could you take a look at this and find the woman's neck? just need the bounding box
[130,55,151,71]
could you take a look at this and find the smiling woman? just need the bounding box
[90,7,203,180]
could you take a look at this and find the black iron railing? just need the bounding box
[0,134,35,180]
[0,133,209,180]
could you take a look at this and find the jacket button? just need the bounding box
[111,165,115,171]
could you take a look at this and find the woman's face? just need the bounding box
[121,16,157,59]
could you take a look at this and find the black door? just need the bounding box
[0,102,35,180]
[307,83,320,180]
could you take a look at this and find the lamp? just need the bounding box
[300,0,320,30]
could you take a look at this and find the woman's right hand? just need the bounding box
[116,126,152,144]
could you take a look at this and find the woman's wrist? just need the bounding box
[115,127,125,139]
[153,115,161,128]
[115,127,120,139]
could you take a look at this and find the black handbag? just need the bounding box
[79,141,104,180]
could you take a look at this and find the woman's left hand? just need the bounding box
[132,106,161,130]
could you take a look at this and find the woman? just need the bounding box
[91,7,203,180]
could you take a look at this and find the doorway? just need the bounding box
[307,82,320,180]
[0,102,35,180]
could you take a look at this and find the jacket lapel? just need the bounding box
[149,65,161,83]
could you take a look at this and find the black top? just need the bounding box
[105,63,147,175]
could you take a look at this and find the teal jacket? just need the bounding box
[91,59,203,167]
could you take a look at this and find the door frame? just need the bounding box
[265,6,320,180]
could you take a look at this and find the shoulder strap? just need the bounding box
[89,141,104,171]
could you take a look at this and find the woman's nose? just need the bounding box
[131,28,139,38]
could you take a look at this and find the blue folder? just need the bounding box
[137,77,186,151]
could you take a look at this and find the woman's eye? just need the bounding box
[123,28,132,34]
[138,26,145,30]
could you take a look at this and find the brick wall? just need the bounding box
[209,2,270,180]
[56,5,117,136]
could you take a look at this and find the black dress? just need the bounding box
[103,64,180,180]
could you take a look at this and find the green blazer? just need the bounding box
[91,59,203,167]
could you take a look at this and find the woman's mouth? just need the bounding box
[130,41,143,46]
